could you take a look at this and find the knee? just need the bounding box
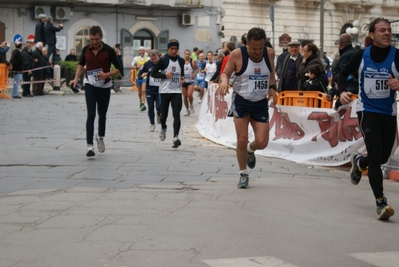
[87,111,96,121]
[237,135,248,149]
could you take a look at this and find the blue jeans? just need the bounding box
[12,73,22,97]
[85,83,111,145]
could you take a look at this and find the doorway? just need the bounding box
[133,29,154,50]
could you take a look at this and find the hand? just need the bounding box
[141,72,148,78]
[34,59,38,63]
[69,79,78,88]
[269,89,277,104]
[165,71,173,79]
[340,91,353,105]
[218,81,229,96]
[387,75,399,91]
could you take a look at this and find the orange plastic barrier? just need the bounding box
[0,63,11,99]
[130,69,138,91]
[277,91,333,108]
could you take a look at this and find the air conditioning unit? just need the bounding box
[32,6,51,20]
[179,13,194,26]
[54,7,71,21]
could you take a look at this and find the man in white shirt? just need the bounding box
[131,46,148,111]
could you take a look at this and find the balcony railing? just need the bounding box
[331,0,382,5]
[382,0,399,7]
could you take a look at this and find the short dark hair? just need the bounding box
[366,17,390,34]
[247,27,266,43]
[308,64,323,77]
[193,47,198,52]
[241,33,248,46]
[305,43,318,56]
[89,26,103,37]
[226,41,236,52]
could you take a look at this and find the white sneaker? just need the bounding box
[159,129,166,141]
[184,109,190,116]
[190,105,195,114]
[149,124,155,132]
[86,146,95,157]
[95,134,105,153]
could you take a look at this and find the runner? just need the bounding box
[151,39,185,148]
[218,27,277,188]
[182,49,198,116]
[131,46,148,111]
[204,50,217,90]
[138,50,162,132]
[194,52,207,104]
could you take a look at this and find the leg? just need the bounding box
[160,93,171,130]
[147,94,156,125]
[234,115,251,171]
[249,119,270,151]
[171,93,183,137]
[97,87,111,138]
[141,80,147,105]
[12,73,21,97]
[182,86,189,110]
[187,84,194,107]
[85,84,97,145]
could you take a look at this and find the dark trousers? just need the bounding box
[47,44,56,63]
[85,83,111,145]
[22,72,31,96]
[147,93,161,125]
[357,111,397,199]
[160,93,182,137]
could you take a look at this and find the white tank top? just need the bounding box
[233,48,271,101]
[159,58,182,93]
[205,61,217,82]
[184,60,194,83]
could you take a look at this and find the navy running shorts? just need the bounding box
[228,92,269,123]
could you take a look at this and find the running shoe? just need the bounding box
[237,173,249,188]
[184,109,190,116]
[140,103,146,111]
[86,146,95,157]
[172,136,181,148]
[95,134,105,153]
[247,151,256,169]
[159,128,166,141]
[350,152,365,185]
[190,105,195,114]
[150,124,155,132]
[376,197,395,220]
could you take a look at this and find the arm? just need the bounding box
[138,63,148,79]
[267,47,277,103]
[219,51,239,95]
[338,50,363,105]
[151,59,167,79]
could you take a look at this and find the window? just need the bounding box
[74,27,91,59]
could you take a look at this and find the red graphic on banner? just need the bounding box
[207,88,228,122]
[269,105,305,141]
[308,106,362,147]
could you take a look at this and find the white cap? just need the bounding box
[38,14,47,19]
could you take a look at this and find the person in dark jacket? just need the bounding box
[34,14,47,46]
[32,42,45,96]
[139,50,161,132]
[65,49,77,61]
[10,41,24,98]
[21,42,34,97]
[303,64,328,93]
[277,40,303,92]
[297,43,325,90]
[45,16,63,64]
[0,41,10,65]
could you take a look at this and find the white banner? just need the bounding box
[196,84,366,166]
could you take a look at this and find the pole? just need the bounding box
[320,0,324,58]
[270,4,275,48]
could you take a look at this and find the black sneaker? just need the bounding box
[172,137,181,148]
[376,197,395,220]
[350,152,364,185]
[247,151,256,169]
[86,146,95,157]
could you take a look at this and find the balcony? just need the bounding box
[331,0,382,7]
[382,0,399,8]
[119,0,204,7]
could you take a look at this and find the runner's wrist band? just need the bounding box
[108,72,111,78]
[269,84,277,90]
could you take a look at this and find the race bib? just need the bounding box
[363,72,390,99]
[196,72,205,80]
[248,74,269,96]
[87,68,104,87]
[170,72,181,88]
[184,74,192,83]
[149,76,161,86]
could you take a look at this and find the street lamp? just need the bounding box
[346,20,361,47]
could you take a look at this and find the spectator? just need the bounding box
[53,49,62,63]
[0,41,10,65]
[65,49,77,61]
[21,41,34,97]
[277,40,303,92]
[32,42,45,96]
[45,16,63,64]
[34,14,47,46]
[10,41,24,99]
[275,47,289,79]
[297,43,325,90]
[219,41,235,75]
[303,64,328,93]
